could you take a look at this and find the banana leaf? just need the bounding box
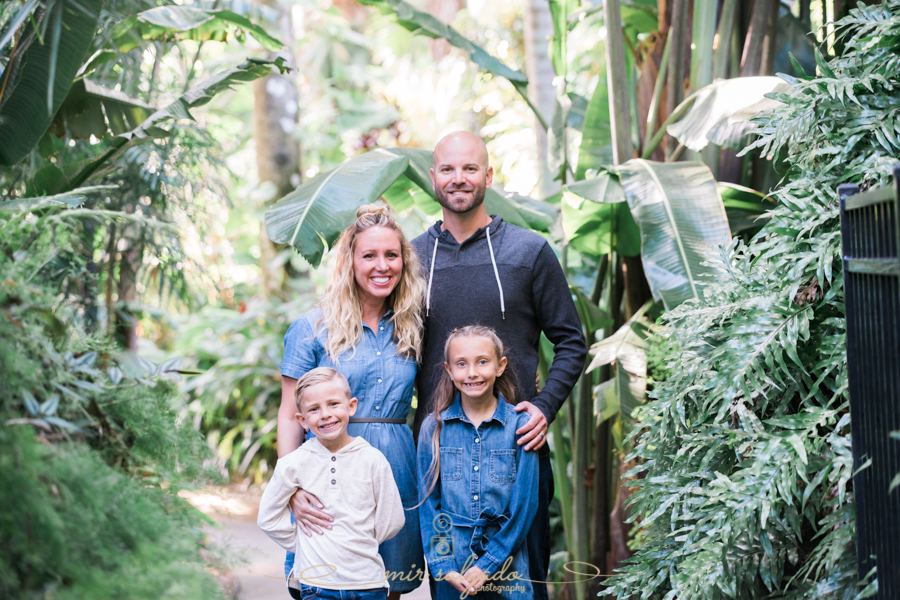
[66,57,288,190]
[666,77,789,151]
[562,171,640,256]
[266,147,555,266]
[0,185,115,212]
[549,0,576,78]
[0,0,103,166]
[618,160,731,310]
[112,7,283,52]
[589,302,651,450]
[52,79,155,139]
[575,71,613,180]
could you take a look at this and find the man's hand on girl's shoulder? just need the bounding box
[514,401,548,451]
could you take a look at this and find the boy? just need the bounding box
[258,367,405,599]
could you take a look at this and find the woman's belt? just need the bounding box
[348,417,407,424]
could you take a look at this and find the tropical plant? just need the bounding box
[0,190,229,599]
[604,2,900,597]
[0,1,289,597]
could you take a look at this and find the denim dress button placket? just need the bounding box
[471,423,482,508]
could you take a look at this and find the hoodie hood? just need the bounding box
[305,436,370,456]
[425,215,506,319]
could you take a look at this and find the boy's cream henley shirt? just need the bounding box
[257,436,405,591]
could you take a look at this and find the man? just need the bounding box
[412,131,587,599]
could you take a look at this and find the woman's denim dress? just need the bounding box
[282,308,424,592]
[417,394,538,600]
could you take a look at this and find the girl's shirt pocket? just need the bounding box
[489,449,517,483]
[439,447,463,481]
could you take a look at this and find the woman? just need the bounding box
[277,203,425,599]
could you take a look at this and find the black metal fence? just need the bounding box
[839,167,900,598]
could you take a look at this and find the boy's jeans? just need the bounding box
[295,584,386,600]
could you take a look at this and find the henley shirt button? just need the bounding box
[331,468,335,473]
[475,438,480,443]
[331,479,336,485]
[375,405,380,410]
[474,466,479,471]
[331,457,336,462]
[377,351,381,356]
[473,495,478,500]
[380,326,384,330]
[377,378,382,383]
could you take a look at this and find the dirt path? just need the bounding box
[184,486,431,600]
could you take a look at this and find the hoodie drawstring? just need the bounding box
[486,226,505,319]
[426,236,438,317]
[425,224,506,320]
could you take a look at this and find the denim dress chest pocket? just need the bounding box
[489,449,517,483]
[440,447,463,481]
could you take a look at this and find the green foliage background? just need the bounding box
[605,2,900,598]
[0,210,227,599]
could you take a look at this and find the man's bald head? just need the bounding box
[430,131,494,216]
[433,131,490,170]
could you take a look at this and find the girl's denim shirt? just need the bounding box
[417,393,538,579]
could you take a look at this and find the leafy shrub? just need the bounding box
[605,2,899,598]
[0,208,227,599]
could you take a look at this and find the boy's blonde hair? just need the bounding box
[294,367,352,412]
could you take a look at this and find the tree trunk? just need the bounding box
[523,0,557,198]
[252,0,300,300]
[636,31,667,161]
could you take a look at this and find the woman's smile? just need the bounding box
[353,226,403,306]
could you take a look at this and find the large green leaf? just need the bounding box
[589,302,652,449]
[267,148,412,268]
[618,160,731,310]
[266,147,556,267]
[67,57,288,190]
[112,7,283,52]
[51,79,154,139]
[666,77,789,151]
[0,185,114,212]
[562,171,640,256]
[0,0,102,166]
[548,0,575,78]
[575,72,613,180]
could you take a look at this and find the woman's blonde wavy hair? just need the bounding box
[317,203,425,362]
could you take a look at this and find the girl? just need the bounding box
[418,326,538,600]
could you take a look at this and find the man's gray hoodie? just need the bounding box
[412,215,587,442]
